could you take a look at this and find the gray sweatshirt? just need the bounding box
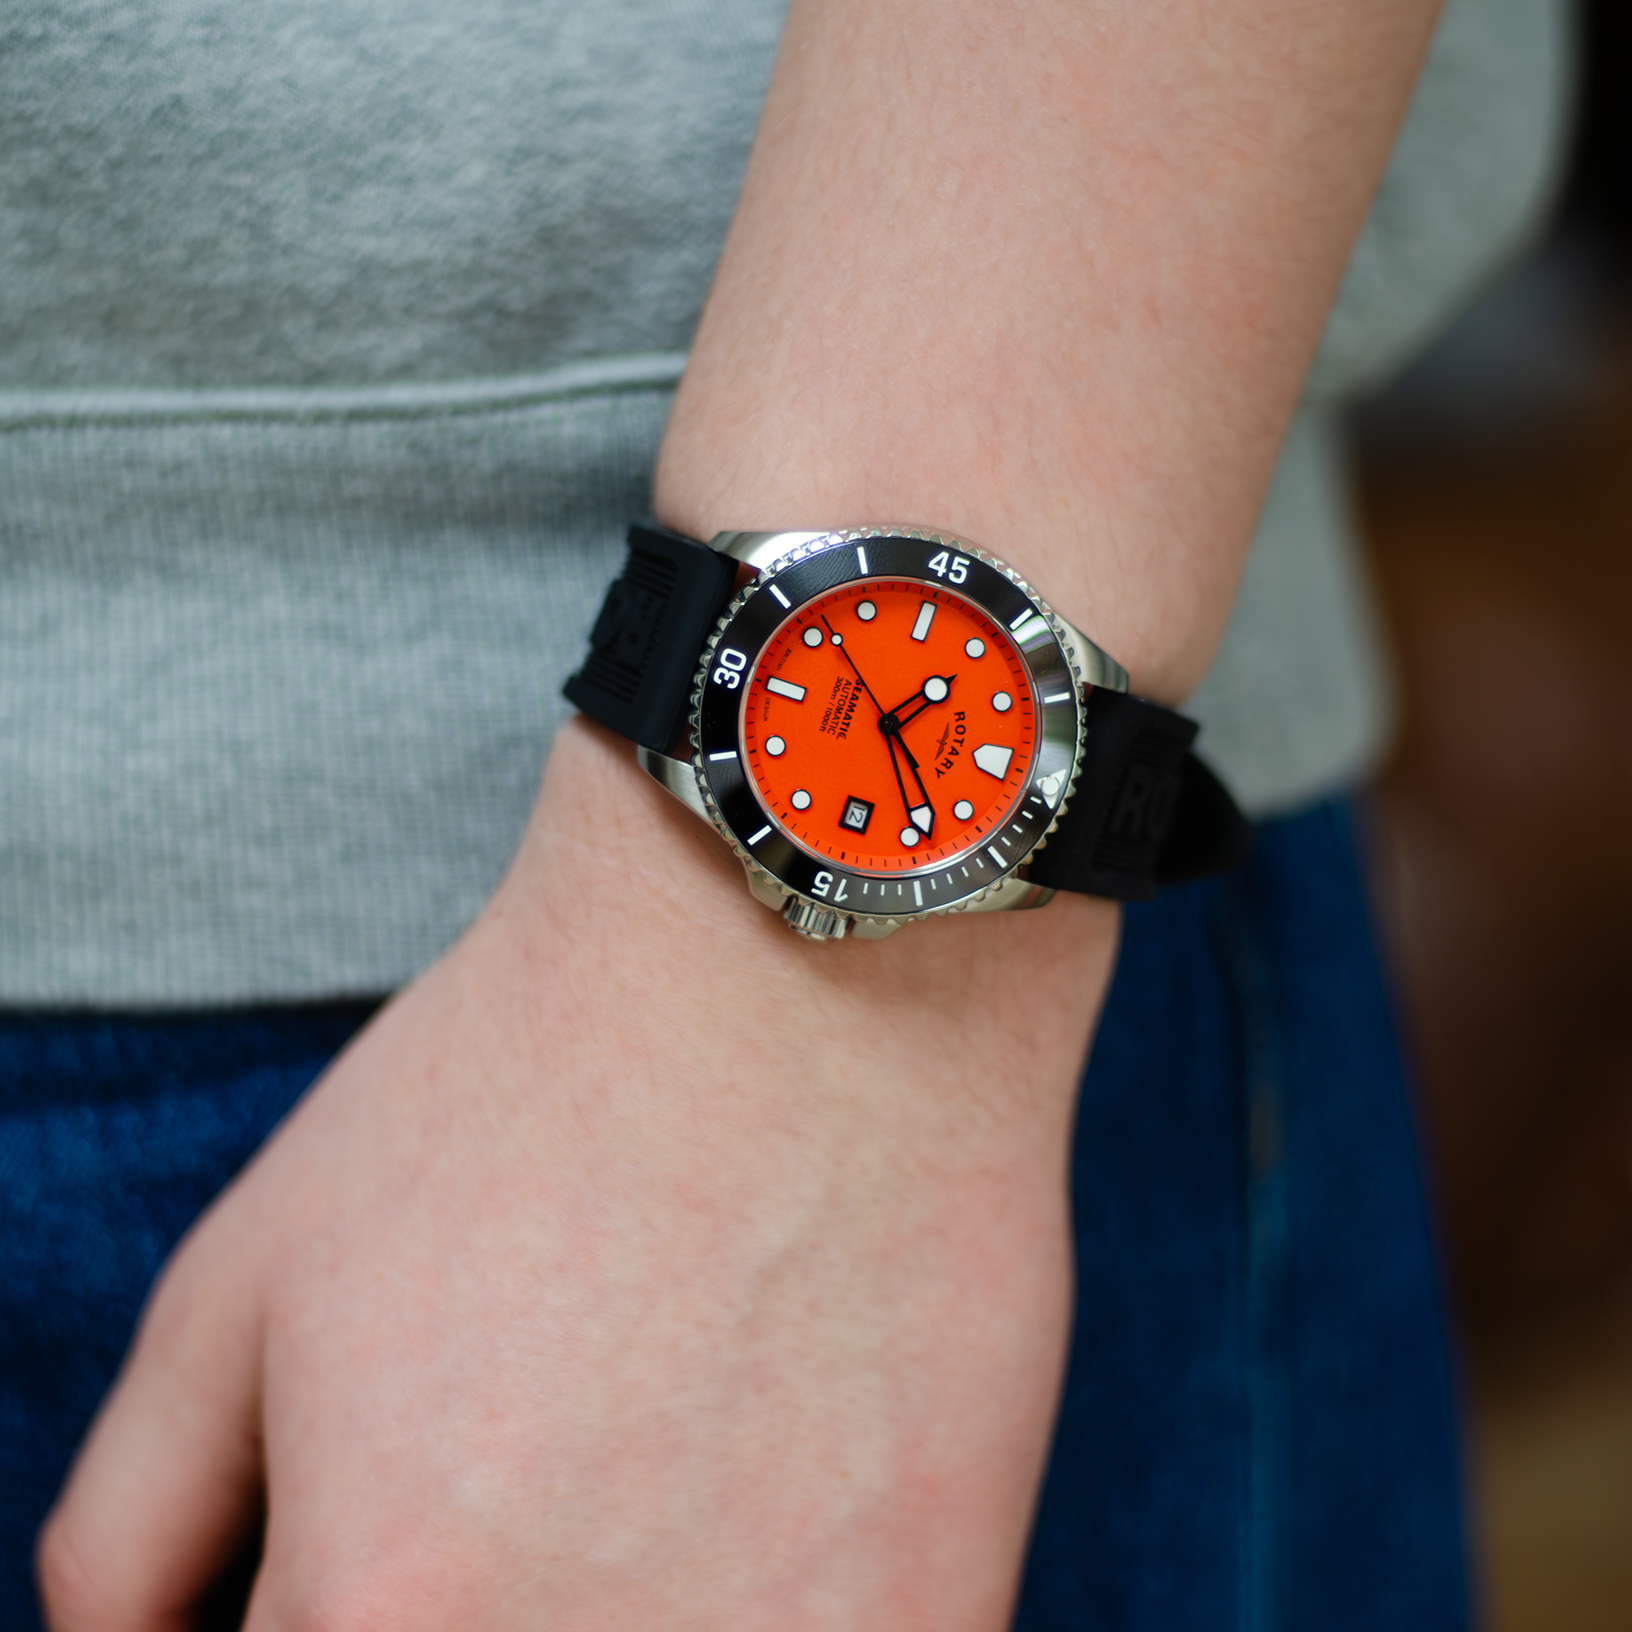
[0,0,1572,1004]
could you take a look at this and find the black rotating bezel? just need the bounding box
[693,533,1084,921]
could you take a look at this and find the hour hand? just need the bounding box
[886,674,954,731]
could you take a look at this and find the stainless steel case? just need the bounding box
[638,528,1128,940]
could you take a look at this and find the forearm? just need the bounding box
[538,0,1447,1095]
[528,0,1447,1127]
[657,0,1444,702]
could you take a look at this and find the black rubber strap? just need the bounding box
[1026,688,1255,901]
[563,523,739,752]
[566,525,1254,896]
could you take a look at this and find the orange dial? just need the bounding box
[741,579,1038,872]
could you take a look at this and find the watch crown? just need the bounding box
[783,898,849,940]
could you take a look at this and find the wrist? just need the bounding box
[490,716,1114,1134]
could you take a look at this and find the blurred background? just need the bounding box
[1354,1,1632,1624]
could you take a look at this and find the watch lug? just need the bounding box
[636,744,711,823]
[959,875,1058,916]
[1052,611,1129,695]
[709,530,832,574]
[745,865,790,912]
[635,749,845,932]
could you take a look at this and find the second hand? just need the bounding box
[821,614,886,716]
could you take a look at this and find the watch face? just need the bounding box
[742,580,1036,870]
[695,533,1084,920]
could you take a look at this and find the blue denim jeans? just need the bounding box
[0,799,1468,1629]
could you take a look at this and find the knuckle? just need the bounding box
[131,1253,202,1355]
[128,1220,240,1366]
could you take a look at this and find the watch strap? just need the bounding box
[1026,688,1254,901]
[563,523,738,752]
[566,524,1254,898]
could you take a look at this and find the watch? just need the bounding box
[565,524,1251,940]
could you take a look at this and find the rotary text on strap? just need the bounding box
[1026,690,1253,901]
[564,523,739,752]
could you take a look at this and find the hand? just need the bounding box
[41,720,1114,1631]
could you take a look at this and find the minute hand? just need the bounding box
[887,721,937,838]
[883,731,920,836]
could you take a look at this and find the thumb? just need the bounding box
[37,1217,266,1632]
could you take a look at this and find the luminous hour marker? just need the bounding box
[899,826,920,847]
[768,584,791,608]
[708,750,738,763]
[765,736,786,756]
[802,627,823,647]
[748,824,773,845]
[766,677,806,701]
[992,691,1013,713]
[856,544,869,572]
[924,676,949,703]
[1042,691,1071,704]
[911,603,936,642]
[791,789,812,810]
[1010,608,1033,630]
[953,799,974,820]
[965,638,985,659]
[973,743,1014,779]
[857,601,877,621]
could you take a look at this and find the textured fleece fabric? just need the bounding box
[0,0,1573,1004]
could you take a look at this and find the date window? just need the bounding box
[839,796,874,835]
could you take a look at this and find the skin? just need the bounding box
[41,0,1443,1626]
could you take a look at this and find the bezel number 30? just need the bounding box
[712,646,748,689]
